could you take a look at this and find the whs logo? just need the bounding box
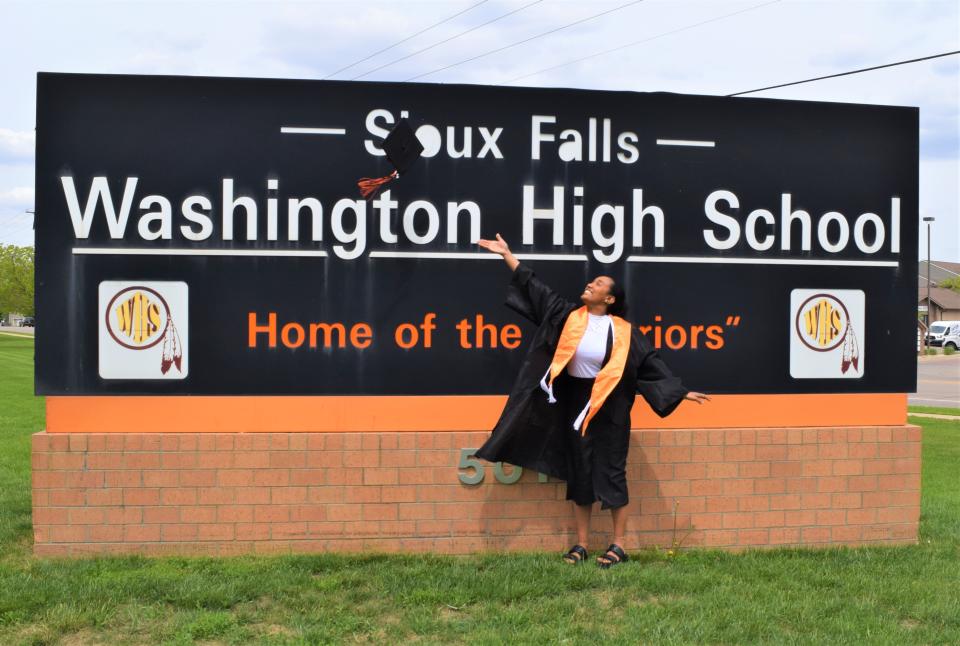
[790,289,864,380]
[800,296,847,350]
[99,281,188,380]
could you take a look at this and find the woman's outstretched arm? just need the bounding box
[635,334,710,416]
[478,233,519,271]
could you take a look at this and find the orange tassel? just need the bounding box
[357,170,399,200]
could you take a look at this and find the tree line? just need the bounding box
[0,245,34,318]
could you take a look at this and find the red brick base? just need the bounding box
[31,426,921,557]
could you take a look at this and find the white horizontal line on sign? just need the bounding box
[515,253,589,261]
[280,127,347,135]
[656,139,715,147]
[626,255,898,267]
[369,251,589,261]
[370,251,501,260]
[72,248,329,257]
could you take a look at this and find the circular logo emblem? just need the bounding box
[795,293,850,352]
[104,286,171,350]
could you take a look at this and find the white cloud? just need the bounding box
[0,129,35,162]
[919,157,960,261]
[0,186,34,209]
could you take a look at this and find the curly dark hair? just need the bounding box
[606,279,628,318]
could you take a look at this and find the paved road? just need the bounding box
[0,324,34,336]
[910,356,960,409]
[0,325,36,335]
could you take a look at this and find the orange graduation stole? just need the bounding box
[539,306,632,435]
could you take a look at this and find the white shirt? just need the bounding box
[566,313,613,378]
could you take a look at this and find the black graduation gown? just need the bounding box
[475,264,689,482]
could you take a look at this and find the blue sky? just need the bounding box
[0,0,957,259]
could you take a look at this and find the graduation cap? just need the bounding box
[357,118,424,200]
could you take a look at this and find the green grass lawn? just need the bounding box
[1,333,958,644]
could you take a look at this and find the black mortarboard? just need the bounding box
[357,119,424,200]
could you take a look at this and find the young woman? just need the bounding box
[475,234,709,567]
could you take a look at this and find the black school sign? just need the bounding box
[34,72,918,396]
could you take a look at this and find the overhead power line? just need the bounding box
[405,0,649,82]
[352,0,544,80]
[729,49,960,96]
[323,0,491,79]
[504,0,782,85]
[0,216,35,241]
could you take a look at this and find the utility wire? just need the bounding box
[729,49,960,96]
[323,0,491,79]
[0,217,35,242]
[353,0,544,80]
[405,0,649,81]
[0,214,33,232]
[504,0,781,84]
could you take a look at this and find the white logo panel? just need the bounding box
[790,289,864,379]
[98,281,189,380]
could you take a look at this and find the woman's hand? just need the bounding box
[478,233,510,256]
[478,233,519,271]
[684,392,711,404]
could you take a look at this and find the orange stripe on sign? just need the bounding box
[46,393,907,433]
[629,393,907,429]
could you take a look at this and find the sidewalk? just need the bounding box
[918,353,959,362]
[908,412,960,420]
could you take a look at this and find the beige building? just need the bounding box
[919,288,960,324]
[918,260,960,325]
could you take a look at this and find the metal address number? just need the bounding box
[458,448,549,485]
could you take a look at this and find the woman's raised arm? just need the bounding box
[478,233,571,326]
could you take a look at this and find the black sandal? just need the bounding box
[563,545,588,565]
[597,544,628,569]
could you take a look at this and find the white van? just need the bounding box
[927,320,960,350]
